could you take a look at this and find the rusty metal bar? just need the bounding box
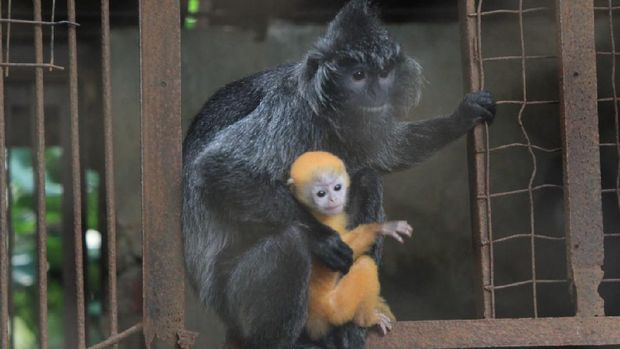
[67,0,86,346]
[49,0,56,68]
[33,0,49,347]
[556,0,605,317]
[5,0,11,77]
[367,317,620,348]
[87,323,143,349]
[0,18,79,26]
[610,1,620,219]
[100,0,118,347]
[460,0,494,319]
[0,1,7,347]
[0,62,64,70]
[139,0,186,347]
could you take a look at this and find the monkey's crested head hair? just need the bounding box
[321,0,396,67]
[289,151,350,189]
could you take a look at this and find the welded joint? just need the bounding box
[177,329,199,349]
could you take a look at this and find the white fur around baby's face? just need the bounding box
[308,173,348,216]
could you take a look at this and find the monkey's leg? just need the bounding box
[325,256,380,327]
[225,226,311,349]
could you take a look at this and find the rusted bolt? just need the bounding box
[160,80,168,87]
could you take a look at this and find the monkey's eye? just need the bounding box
[317,190,326,198]
[379,67,393,79]
[334,184,342,191]
[352,70,366,81]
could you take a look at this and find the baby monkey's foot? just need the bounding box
[375,311,394,336]
[380,221,413,243]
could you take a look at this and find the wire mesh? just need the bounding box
[469,0,571,318]
[595,0,620,316]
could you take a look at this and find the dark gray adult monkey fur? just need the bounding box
[182,1,495,348]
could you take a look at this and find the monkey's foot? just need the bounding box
[375,311,394,336]
[375,297,396,323]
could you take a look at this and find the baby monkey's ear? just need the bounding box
[286,177,295,188]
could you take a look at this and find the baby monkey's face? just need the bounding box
[308,173,348,216]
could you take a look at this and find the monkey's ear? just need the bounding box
[287,177,295,187]
[298,49,332,114]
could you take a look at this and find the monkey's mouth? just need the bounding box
[323,204,344,215]
[359,104,387,113]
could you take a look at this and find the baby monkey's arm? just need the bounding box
[343,221,413,260]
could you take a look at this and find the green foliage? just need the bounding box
[8,147,102,349]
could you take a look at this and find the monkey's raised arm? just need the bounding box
[187,149,353,273]
[381,91,496,172]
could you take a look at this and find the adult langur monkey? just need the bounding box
[182,1,496,348]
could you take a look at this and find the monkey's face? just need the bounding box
[337,61,396,115]
[307,173,348,216]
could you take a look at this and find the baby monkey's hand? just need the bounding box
[380,221,413,243]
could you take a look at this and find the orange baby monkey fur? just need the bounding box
[289,151,396,340]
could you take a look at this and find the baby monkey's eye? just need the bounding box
[334,184,342,191]
[317,190,326,198]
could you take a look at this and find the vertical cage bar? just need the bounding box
[139,0,185,347]
[100,0,118,346]
[67,0,86,346]
[460,0,494,318]
[556,0,605,317]
[33,0,49,347]
[0,2,7,347]
[606,2,620,217]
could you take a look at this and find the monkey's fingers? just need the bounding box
[395,221,413,237]
[381,221,413,243]
[381,229,403,243]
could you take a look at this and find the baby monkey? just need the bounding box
[288,151,413,340]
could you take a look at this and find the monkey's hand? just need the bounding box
[305,220,353,274]
[458,90,496,125]
[380,220,413,243]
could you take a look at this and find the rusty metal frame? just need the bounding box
[556,0,605,317]
[139,0,192,348]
